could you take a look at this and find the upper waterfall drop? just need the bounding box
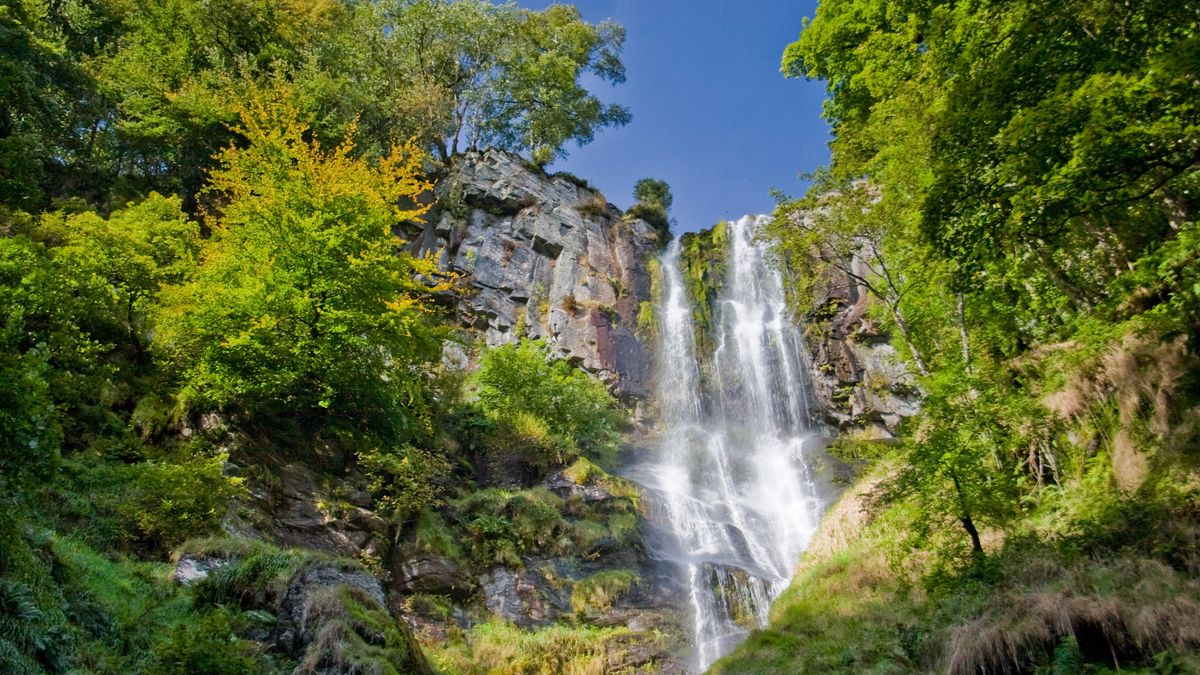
[632,214,830,671]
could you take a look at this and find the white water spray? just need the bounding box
[633,215,826,671]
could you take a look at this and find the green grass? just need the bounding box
[426,618,648,675]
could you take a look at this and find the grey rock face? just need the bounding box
[392,551,475,599]
[410,150,663,398]
[224,459,388,559]
[803,257,920,437]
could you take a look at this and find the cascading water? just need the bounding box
[631,215,828,671]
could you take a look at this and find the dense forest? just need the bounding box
[3,0,1200,673]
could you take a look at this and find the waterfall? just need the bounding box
[632,215,827,671]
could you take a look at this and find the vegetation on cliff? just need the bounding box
[718,0,1200,672]
[0,1,645,672]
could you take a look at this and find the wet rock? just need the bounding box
[540,471,616,503]
[801,251,920,435]
[480,567,565,627]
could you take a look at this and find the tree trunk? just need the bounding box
[1163,187,1190,232]
[951,471,984,555]
[889,301,930,376]
[1032,242,1093,311]
[960,513,984,555]
[956,291,971,374]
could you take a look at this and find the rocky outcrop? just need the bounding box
[223,458,388,560]
[392,551,475,599]
[409,150,664,398]
[803,256,920,438]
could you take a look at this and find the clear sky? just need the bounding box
[516,0,830,233]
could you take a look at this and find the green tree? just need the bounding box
[880,367,1035,556]
[628,177,673,235]
[45,194,200,359]
[633,178,672,212]
[0,237,69,493]
[153,87,447,439]
[374,0,630,165]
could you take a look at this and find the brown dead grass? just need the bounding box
[944,557,1200,675]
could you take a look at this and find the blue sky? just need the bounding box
[516,0,830,233]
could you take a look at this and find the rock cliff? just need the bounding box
[408,150,664,398]
[799,254,920,438]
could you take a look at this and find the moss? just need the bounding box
[411,509,465,564]
[678,220,730,354]
[295,585,434,675]
[190,546,309,611]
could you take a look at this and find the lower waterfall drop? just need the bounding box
[633,214,828,671]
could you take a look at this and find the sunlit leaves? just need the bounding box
[153,86,446,439]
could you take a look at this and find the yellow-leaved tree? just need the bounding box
[154,85,449,443]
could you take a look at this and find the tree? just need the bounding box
[767,182,941,376]
[153,86,448,440]
[880,366,1039,557]
[375,0,630,164]
[784,0,1200,325]
[628,177,673,235]
[0,237,67,492]
[48,194,200,359]
[633,178,672,212]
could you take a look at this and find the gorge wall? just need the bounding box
[409,149,665,399]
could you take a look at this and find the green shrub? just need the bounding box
[359,445,450,523]
[625,202,668,234]
[149,607,268,675]
[111,452,245,554]
[475,340,623,468]
[570,570,637,615]
[428,619,645,675]
[191,548,307,611]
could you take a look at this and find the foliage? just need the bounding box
[633,178,673,213]
[427,618,646,675]
[475,340,623,468]
[570,569,637,616]
[627,177,673,236]
[729,1,1200,670]
[48,194,201,357]
[148,606,269,675]
[769,0,1200,555]
[0,0,630,213]
[153,87,447,439]
[359,445,450,524]
[110,452,245,555]
[0,237,66,493]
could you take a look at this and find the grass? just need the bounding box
[716,436,1200,674]
[426,619,648,675]
[570,569,638,616]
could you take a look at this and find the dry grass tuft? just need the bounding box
[944,557,1200,675]
[1112,428,1148,493]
